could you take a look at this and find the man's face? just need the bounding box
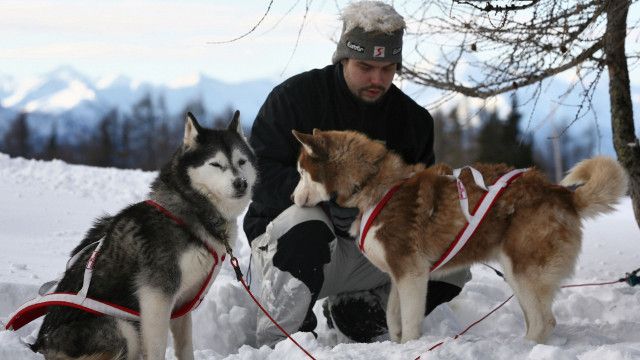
[342,59,397,103]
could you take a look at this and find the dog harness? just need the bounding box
[358,167,527,272]
[5,200,224,331]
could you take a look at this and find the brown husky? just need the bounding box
[290,129,627,344]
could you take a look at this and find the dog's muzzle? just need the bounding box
[233,177,248,196]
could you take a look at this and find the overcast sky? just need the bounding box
[1,0,638,92]
[0,0,343,84]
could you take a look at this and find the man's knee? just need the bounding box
[251,205,333,265]
[267,205,332,240]
[272,219,334,293]
[254,205,335,294]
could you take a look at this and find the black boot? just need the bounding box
[323,281,463,343]
[322,291,387,343]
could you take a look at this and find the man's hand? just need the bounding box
[328,197,359,239]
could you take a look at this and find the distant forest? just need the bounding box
[433,96,595,182]
[1,94,240,171]
[1,94,593,182]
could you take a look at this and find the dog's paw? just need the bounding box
[389,330,402,343]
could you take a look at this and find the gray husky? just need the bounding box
[31,112,256,360]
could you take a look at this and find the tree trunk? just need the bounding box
[605,0,640,227]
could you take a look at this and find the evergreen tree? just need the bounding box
[119,116,133,169]
[476,109,504,164]
[476,96,534,168]
[501,96,534,168]
[433,105,476,168]
[88,109,118,167]
[41,123,60,161]
[128,93,157,170]
[182,98,207,124]
[212,106,237,130]
[2,112,31,158]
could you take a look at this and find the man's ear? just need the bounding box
[184,112,202,148]
[292,130,326,158]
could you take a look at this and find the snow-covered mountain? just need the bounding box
[0,66,275,138]
[1,65,637,160]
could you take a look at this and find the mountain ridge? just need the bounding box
[0,66,275,131]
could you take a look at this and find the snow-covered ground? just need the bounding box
[1,153,639,359]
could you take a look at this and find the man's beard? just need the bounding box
[357,85,387,103]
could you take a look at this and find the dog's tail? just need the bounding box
[560,156,628,219]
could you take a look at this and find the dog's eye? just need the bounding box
[238,159,246,166]
[209,162,222,168]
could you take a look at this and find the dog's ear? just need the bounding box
[227,110,244,137]
[184,112,202,148]
[292,130,326,158]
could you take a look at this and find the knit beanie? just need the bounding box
[331,1,405,68]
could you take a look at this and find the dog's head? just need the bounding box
[179,111,257,215]
[291,129,387,208]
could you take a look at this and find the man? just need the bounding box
[243,1,471,346]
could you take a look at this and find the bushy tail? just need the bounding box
[560,156,628,219]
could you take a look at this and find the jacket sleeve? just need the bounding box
[248,86,302,213]
[412,108,435,167]
[419,110,435,166]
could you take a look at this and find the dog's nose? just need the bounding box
[233,177,248,192]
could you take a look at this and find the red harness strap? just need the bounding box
[5,200,223,331]
[358,184,403,252]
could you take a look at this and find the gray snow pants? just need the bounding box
[250,204,471,347]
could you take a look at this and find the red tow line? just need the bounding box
[415,275,634,359]
[228,256,317,359]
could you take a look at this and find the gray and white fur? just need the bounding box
[31,111,256,360]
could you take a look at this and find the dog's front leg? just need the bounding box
[386,280,402,342]
[396,271,429,343]
[171,313,194,360]
[139,286,174,360]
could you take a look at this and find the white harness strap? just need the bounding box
[78,238,105,300]
[5,200,223,331]
[38,239,102,297]
[430,167,528,272]
[5,245,223,331]
[453,166,488,223]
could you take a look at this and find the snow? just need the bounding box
[1,153,639,359]
[168,73,205,89]
[340,1,405,34]
[2,77,43,108]
[24,80,96,113]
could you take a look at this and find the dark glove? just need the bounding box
[327,197,359,239]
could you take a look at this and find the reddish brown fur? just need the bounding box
[292,129,627,343]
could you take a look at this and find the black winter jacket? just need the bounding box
[243,63,435,243]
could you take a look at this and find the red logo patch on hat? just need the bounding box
[373,46,385,58]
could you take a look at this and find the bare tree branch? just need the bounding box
[397,0,640,228]
[404,37,603,98]
[454,0,541,12]
[207,0,275,44]
[280,0,312,76]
